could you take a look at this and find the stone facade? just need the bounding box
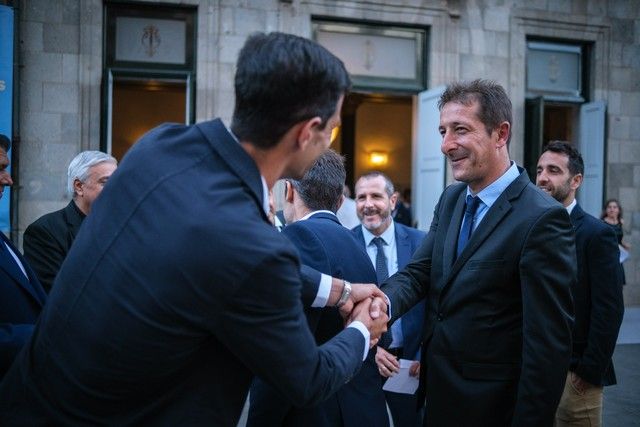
[12,0,640,303]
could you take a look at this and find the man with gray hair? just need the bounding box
[23,150,117,292]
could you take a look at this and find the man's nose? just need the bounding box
[440,131,455,154]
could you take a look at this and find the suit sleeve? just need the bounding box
[575,224,624,385]
[215,250,364,407]
[381,197,440,323]
[512,206,575,427]
[0,324,34,376]
[285,224,335,308]
[23,222,63,293]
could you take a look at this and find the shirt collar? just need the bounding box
[565,198,577,215]
[467,161,520,208]
[362,220,395,247]
[300,210,336,221]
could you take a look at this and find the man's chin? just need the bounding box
[364,219,382,231]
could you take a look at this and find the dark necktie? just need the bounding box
[456,195,481,258]
[372,237,389,285]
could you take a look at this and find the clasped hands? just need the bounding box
[337,283,389,347]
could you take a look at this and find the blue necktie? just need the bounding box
[457,195,481,258]
[372,237,389,285]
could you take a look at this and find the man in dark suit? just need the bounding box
[23,151,117,292]
[0,33,388,426]
[249,150,388,427]
[352,171,426,427]
[0,134,47,379]
[536,141,624,426]
[380,80,576,426]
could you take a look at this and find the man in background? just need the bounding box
[353,171,426,427]
[23,151,117,292]
[0,134,46,378]
[536,140,623,426]
[249,150,388,427]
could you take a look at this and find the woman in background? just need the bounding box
[601,199,630,284]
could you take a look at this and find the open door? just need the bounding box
[524,96,544,182]
[577,101,606,217]
[412,86,445,231]
[106,73,191,161]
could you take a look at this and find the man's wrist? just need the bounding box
[336,280,352,308]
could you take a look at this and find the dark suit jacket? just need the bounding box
[0,233,46,378]
[382,168,575,427]
[249,212,387,427]
[0,119,366,426]
[23,200,85,293]
[569,203,624,386]
[352,222,426,359]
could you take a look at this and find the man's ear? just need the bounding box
[285,181,295,203]
[73,178,84,197]
[496,121,510,148]
[296,116,323,150]
[571,173,583,190]
[389,191,398,210]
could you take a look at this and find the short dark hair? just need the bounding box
[438,79,513,145]
[0,134,11,152]
[291,149,345,213]
[542,140,584,176]
[356,171,395,197]
[231,32,351,149]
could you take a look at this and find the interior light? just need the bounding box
[369,151,388,166]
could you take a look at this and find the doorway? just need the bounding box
[338,93,413,195]
[109,77,188,161]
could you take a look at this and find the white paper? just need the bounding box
[382,358,419,395]
[619,245,629,263]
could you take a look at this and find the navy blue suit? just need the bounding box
[249,211,388,427]
[353,222,426,427]
[0,233,46,378]
[569,204,623,386]
[382,170,575,426]
[0,119,367,426]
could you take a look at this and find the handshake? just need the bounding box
[330,281,389,347]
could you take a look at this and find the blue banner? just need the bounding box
[0,5,14,232]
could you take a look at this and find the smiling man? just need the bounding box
[379,79,576,426]
[353,171,426,427]
[537,141,623,427]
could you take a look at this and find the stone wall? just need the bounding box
[14,0,639,303]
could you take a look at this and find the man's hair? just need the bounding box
[357,171,395,197]
[438,79,513,145]
[0,134,10,152]
[542,140,584,176]
[68,151,117,196]
[231,32,351,149]
[290,149,346,213]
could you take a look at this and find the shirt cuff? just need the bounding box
[311,273,332,307]
[346,320,370,360]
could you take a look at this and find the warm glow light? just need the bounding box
[369,151,388,166]
[330,126,340,144]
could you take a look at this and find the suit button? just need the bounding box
[437,313,443,321]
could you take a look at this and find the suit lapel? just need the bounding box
[443,170,529,290]
[0,234,45,306]
[395,223,412,267]
[570,204,584,232]
[442,190,466,273]
[196,119,269,223]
